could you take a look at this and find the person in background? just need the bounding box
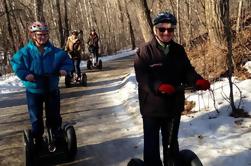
[87,28,99,65]
[65,30,82,80]
[11,21,73,148]
[134,11,210,166]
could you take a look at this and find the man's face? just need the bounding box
[33,31,49,46]
[155,23,175,43]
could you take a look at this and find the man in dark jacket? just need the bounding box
[134,12,210,166]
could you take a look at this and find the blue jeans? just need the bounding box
[143,116,181,166]
[73,59,81,77]
[26,89,62,139]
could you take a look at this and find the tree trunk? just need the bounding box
[134,0,153,42]
[10,1,24,50]
[117,0,126,49]
[205,0,225,46]
[236,0,243,33]
[63,0,69,39]
[83,0,91,29]
[186,0,192,49]
[3,0,16,52]
[34,0,45,22]
[176,0,181,44]
[125,2,136,50]
[222,0,236,112]
[55,0,64,47]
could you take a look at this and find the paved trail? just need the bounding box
[0,55,144,166]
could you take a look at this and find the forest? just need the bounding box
[0,0,251,80]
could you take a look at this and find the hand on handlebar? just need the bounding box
[158,83,176,95]
[59,70,67,76]
[25,74,36,82]
[195,79,210,90]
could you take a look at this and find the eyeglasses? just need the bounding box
[157,27,174,33]
[35,33,49,37]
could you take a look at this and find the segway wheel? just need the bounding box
[65,75,72,88]
[179,149,203,166]
[127,158,144,166]
[97,60,102,70]
[87,59,92,70]
[23,129,35,166]
[64,125,77,160]
[81,73,87,86]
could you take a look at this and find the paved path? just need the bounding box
[0,55,144,166]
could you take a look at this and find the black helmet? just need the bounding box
[153,12,177,26]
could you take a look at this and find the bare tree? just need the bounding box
[185,0,192,49]
[10,1,25,49]
[176,0,181,43]
[205,0,225,46]
[133,0,153,42]
[236,0,243,33]
[125,1,136,49]
[63,0,69,39]
[55,0,64,47]
[222,0,237,113]
[3,0,16,51]
[34,0,45,22]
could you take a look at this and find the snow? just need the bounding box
[1,49,251,166]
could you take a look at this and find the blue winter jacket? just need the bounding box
[11,40,73,94]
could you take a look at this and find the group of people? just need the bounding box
[65,28,100,81]
[11,11,210,166]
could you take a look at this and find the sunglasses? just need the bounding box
[157,27,174,33]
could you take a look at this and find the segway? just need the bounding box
[127,118,203,166]
[65,72,87,88]
[23,74,77,166]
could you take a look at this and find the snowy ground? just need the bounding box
[1,49,251,166]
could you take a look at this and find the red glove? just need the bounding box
[158,83,175,95]
[196,79,210,90]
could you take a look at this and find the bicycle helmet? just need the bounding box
[29,21,49,32]
[153,12,177,26]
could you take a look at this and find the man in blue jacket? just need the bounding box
[11,21,73,148]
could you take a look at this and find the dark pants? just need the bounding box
[26,89,62,139]
[143,115,181,166]
[88,46,99,64]
[94,50,99,64]
[72,59,81,77]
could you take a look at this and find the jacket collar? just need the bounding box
[27,40,53,55]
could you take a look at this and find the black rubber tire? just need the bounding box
[127,158,144,166]
[179,149,203,166]
[87,59,92,70]
[65,75,72,88]
[65,126,77,160]
[23,129,35,166]
[81,73,87,86]
[98,60,102,70]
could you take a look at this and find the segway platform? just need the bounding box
[65,72,87,88]
[23,124,77,166]
[127,149,203,166]
[87,59,102,70]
